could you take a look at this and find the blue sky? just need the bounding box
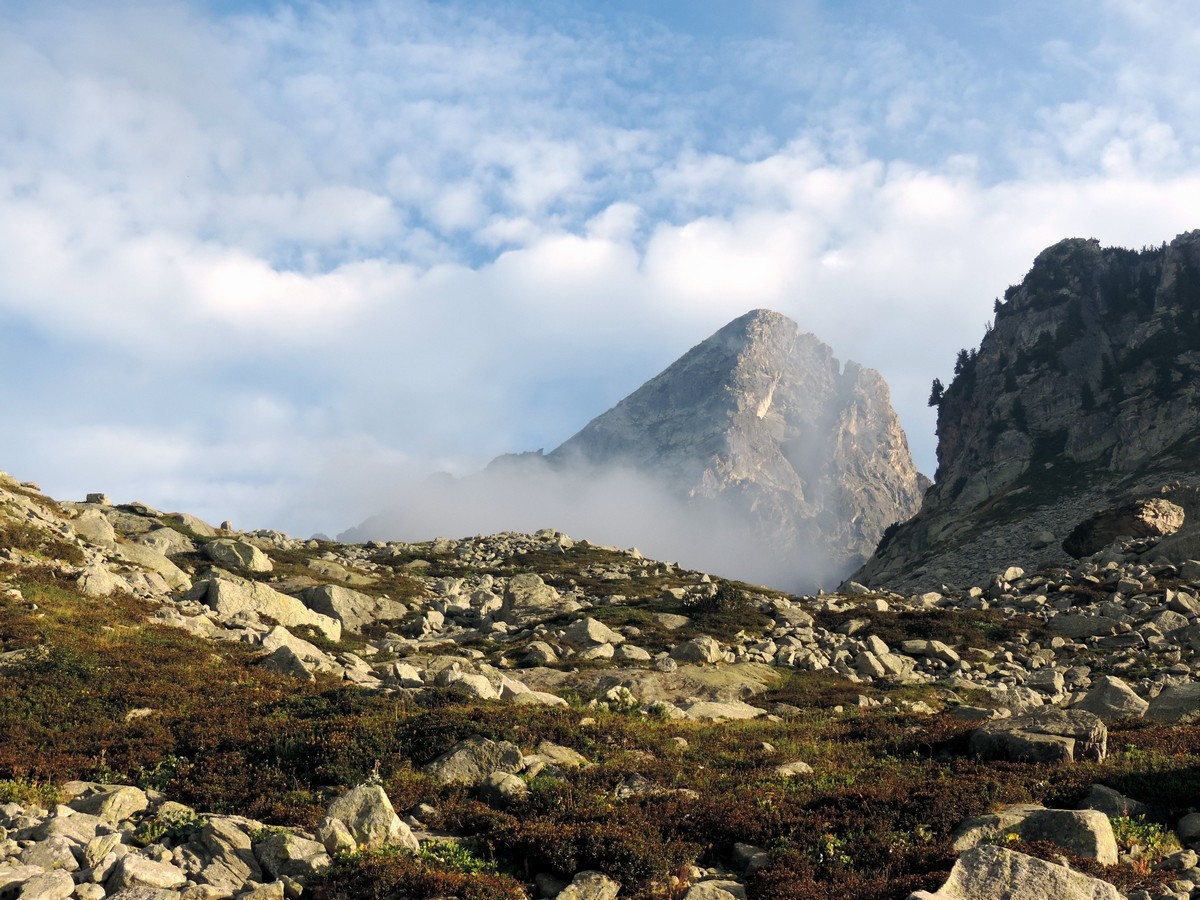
[2,0,1200,537]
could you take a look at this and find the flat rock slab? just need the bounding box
[682,700,767,721]
[970,708,1106,763]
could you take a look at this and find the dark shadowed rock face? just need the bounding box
[857,231,1200,590]
[548,309,928,587]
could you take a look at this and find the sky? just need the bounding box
[3,0,1200,541]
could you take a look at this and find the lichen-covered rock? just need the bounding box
[424,736,523,786]
[951,805,1117,864]
[1146,682,1200,724]
[1073,675,1148,722]
[204,538,273,573]
[253,832,330,881]
[299,584,408,633]
[908,844,1122,899]
[68,785,149,824]
[324,784,418,852]
[176,817,262,894]
[970,708,1106,763]
[556,870,621,900]
[105,854,189,892]
[500,574,576,624]
[189,574,341,642]
[671,635,723,664]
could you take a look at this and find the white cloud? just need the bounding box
[1,0,1199,567]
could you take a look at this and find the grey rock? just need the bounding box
[77,562,130,598]
[1063,498,1187,558]
[683,881,747,900]
[908,844,1122,899]
[259,645,315,681]
[324,784,417,852]
[1049,614,1120,640]
[671,636,723,664]
[1147,682,1200,724]
[73,509,117,547]
[105,854,188,892]
[1177,812,1200,844]
[204,538,273,573]
[953,805,1117,864]
[682,701,767,721]
[111,542,192,591]
[501,574,577,625]
[1074,675,1148,721]
[424,736,523,786]
[133,526,197,556]
[299,584,408,633]
[478,772,529,807]
[69,786,149,824]
[190,575,341,642]
[1079,784,1147,819]
[555,870,620,900]
[19,835,78,872]
[562,617,625,647]
[14,870,75,900]
[970,708,1106,763]
[253,833,330,881]
[176,817,261,894]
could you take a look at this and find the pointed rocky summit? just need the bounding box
[547,309,928,586]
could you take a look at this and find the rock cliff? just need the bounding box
[856,230,1200,589]
[547,309,928,588]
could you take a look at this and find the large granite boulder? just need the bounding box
[323,784,418,852]
[299,584,408,633]
[500,574,577,625]
[1073,675,1148,722]
[1145,682,1200,724]
[970,708,1106,764]
[424,736,523,786]
[951,805,1118,864]
[908,845,1122,899]
[204,539,273,573]
[188,574,341,642]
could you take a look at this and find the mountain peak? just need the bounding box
[549,310,927,587]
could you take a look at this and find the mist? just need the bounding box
[339,458,843,594]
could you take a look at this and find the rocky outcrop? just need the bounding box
[546,309,927,588]
[858,231,1200,589]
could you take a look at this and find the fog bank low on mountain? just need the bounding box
[340,457,838,592]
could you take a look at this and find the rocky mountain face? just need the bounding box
[857,231,1200,590]
[545,309,928,588]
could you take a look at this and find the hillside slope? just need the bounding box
[4,469,1200,897]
